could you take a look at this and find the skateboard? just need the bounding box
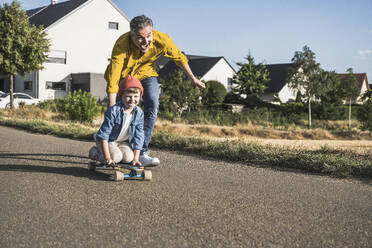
[88,162,152,181]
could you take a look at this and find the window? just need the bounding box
[227,77,233,92]
[14,93,31,99]
[109,21,119,30]
[46,81,66,91]
[46,50,67,64]
[24,81,32,91]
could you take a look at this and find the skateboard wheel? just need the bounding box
[114,171,124,181]
[88,162,96,171]
[143,170,152,181]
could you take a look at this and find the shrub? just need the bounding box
[357,99,372,131]
[202,80,227,107]
[171,106,306,127]
[37,98,68,112]
[64,90,101,122]
[312,103,360,121]
[223,91,245,104]
[180,109,244,126]
[159,70,201,117]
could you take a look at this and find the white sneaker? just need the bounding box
[139,154,160,167]
[88,146,98,161]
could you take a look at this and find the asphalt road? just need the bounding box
[0,126,371,248]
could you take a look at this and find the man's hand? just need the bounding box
[182,63,206,90]
[192,78,206,89]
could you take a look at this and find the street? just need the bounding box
[0,126,371,247]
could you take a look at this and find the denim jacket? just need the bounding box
[96,101,144,151]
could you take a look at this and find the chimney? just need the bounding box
[51,0,58,5]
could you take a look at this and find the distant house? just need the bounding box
[157,54,236,92]
[0,0,130,101]
[260,63,296,103]
[336,73,370,103]
[260,63,370,104]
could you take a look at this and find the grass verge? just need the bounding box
[152,131,372,179]
[0,116,94,140]
[0,116,371,179]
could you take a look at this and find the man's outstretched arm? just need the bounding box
[182,63,206,89]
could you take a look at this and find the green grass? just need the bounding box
[1,115,371,179]
[0,116,94,140]
[152,131,372,179]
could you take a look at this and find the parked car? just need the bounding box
[0,93,40,108]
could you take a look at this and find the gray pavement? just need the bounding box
[0,126,371,247]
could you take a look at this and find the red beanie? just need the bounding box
[118,75,143,98]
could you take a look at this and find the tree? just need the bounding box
[318,70,343,106]
[201,80,227,107]
[231,53,270,106]
[287,45,326,128]
[340,68,361,129]
[357,97,372,131]
[314,70,345,120]
[360,89,372,102]
[0,0,49,108]
[159,70,201,117]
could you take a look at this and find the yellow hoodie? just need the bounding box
[104,30,188,94]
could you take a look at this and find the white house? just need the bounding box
[337,73,370,104]
[260,63,297,103]
[157,55,236,92]
[260,63,370,104]
[0,0,130,101]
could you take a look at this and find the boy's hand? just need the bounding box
[106,158,115,167]
[131,159,142,166]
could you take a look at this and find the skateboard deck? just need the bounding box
[88,162,152,181]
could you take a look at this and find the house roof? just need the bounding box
[264,63,294,93]
[26,0,129,30]
[158,55,235,78]
[26,0,90,29]
[337,73,370,90]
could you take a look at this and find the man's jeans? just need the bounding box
[141,77,159,155]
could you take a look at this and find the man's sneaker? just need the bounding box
[88,146,98,161]
[139,154,160,167]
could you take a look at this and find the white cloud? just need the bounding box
[358,49,372,60]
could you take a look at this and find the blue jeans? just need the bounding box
[141,77,159,154]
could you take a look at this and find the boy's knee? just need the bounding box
[121,147,134,163]
[110,151,123,164]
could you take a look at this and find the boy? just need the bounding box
[89,75,146,166]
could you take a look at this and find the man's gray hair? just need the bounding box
[130,15,153,31]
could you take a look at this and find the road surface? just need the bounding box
[0,126,371,247]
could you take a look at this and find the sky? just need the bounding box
[2,0,372,80]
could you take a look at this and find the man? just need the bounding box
[104,15,205,166]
